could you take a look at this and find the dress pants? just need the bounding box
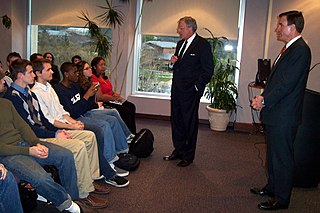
[265,125,298,206]
[171,86,200,162]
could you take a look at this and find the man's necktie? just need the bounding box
[178,40,188,58]
[279,46,286,55]
[275,46,286,64]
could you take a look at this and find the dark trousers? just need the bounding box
[265,125,298,206]
[171,86,200,162]
[105,100,137,134]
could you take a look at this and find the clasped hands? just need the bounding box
[251,95,264,111]
[29,143,48,159]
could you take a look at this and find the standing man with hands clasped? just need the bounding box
[250,11,311,210]
[163,16,214,167]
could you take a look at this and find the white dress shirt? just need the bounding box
[31,81,70,124]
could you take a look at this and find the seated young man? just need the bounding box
[3,59,109,209]
[0,164,24,213]
[31,58,129,186]
[54,62,134,180]
[0,72,81,213]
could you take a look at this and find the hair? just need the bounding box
[179,16,197,32]
[43,52,55,64]
[72,55,82,64]
[30,53,43,62]
[6,52,21,63]
[0,61,4,80]
[77,60,92,91]
[91,56,107,79]
[10,59,32,81]
[279,11,304,33]
[60,61,76,76]
[32,58,51,74]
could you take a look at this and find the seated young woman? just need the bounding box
[90,57,137,134]
[77,60,134,140]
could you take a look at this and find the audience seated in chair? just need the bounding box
[3,59,109,209]
[0,71,81,213]
[31,58,130,187]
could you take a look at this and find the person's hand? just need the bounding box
[112,92,120,98]
[29,143,48,159]
[97,101,104,109]
[56,129,72,139]
[170,55,178,64]
[251,95,264,111]
[70,122,84,130]
[75,121,85,129]
[0,164,7,180]
[84,83,99,99]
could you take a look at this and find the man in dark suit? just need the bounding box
[163,16,214,167]
[251,11,311,210]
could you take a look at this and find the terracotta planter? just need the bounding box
[206,106,231,131]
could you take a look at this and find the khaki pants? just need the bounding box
[42,130,99,197]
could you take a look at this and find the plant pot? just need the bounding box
[206,106,231,131]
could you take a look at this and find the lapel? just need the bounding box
[268,38,303,81]
[176,40,184,56]
[180,34,200,61]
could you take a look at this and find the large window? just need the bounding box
[135,0,241,96]
[137,34,238,94]
[29,25,111,67]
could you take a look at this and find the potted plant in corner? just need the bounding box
[204,28,238,131]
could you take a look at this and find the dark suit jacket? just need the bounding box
[261,37,311,127]
[172,34,214,96]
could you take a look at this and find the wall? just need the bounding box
[0,0,28,69]
[267,0,320,92]
[0,0,12,67]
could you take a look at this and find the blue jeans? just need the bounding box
[0,141,79,211]
[82,123,116,179]
[98,108,132,137]
[78,110,129,163]
[0,171,23,213]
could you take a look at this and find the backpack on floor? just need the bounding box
[114,153,140,171]
[18,180,38,213]
[129,128,154,158]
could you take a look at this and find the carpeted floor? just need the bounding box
[36,118,320,213]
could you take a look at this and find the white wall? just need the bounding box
[0,0,28,69]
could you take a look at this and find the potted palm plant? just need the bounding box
[204,28,238,131]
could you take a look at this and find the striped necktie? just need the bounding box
[178,40,188,58]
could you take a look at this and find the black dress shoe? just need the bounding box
[250,187,274,197]
[163,154,180,161]
[258,200,288,210]
[177,160,192,167]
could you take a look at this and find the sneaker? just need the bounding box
[37,194,47,202]
[110,163,129,177]
[115,166,129,177]
[105,175,129,187]
[127,134,135,144]
[93,175,104,180]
